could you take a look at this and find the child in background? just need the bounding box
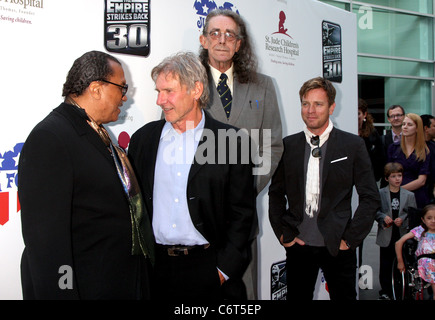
[396,204,435,300]
[375,162,417,300]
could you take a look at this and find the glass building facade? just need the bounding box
[318,0,435,132]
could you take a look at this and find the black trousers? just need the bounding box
[285,244,357,300]
[152,244,221,300]
[379,241,397,297]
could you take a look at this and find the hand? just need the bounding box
[339,239,350,250]
[383,216,393,228]
[280,235,305,247]
[394,218,403,227]
[397,261,405,273]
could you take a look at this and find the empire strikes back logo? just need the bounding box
[104,0,150,57]
[0,143,23,226]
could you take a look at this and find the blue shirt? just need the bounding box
[152,111,208,245]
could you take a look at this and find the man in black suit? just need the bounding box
[268,77,380,300]
[381,106,406,160]
[18,51,154,299]
[382,105,406,149]
[128,52,256,300]
[380,105,405,187]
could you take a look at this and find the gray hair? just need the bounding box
[199,9,258,84]
[151,51,209,108]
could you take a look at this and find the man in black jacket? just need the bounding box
[129,52,256,300]
[269,77,380,300]
[19,51,153,299]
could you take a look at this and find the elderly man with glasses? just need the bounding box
[199,8,283,300]
[380,105,406,187]
[268,77,380,300]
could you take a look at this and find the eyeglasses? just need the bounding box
[388,114,404,119]
[208,30,239,42]
[100,79,128,97]
[310,136,321,158]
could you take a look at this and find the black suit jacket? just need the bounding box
[269,127,380,256]
[381,130,394,161]
[128,112,256,278]
[380,130,394,187]
[18,103,145,299]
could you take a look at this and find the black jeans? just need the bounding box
[285,244,357,300]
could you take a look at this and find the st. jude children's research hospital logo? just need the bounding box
[0,143,23,226]
[265,10,300,67]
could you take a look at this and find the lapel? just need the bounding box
[321,127,336,189]
[383,187,392,216]
[187,111,215,184]
[205,72,228,122]
[57,103,113,163]
[398,188,407,214]
[229,79,248,123]
[204,72,249,124]
[295,132,306,196]
[145,120,166,194]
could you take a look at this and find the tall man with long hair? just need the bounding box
[199,9,283,299]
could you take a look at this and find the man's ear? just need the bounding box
[199,34,208,49]
[88,81,102,100]
[328,102,336,115]
[194,80,203,100]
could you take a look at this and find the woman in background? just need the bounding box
[388,113,430,209]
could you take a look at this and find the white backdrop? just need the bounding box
[0,0,357,300]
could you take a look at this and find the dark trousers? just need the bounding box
[379,241,396,297]
[152,244,221,300]
[285,245,357,300]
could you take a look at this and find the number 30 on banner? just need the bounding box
[324,61,342,79]
[106,24,149,49]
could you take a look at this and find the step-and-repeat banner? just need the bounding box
[0,0,357,299]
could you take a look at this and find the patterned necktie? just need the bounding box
[217,73,232,118]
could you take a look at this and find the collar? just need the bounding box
[392,131,401,142]
[64,96,90,121]
[303,120,334,148]
[209,64,234,92]
[160,110,205,140]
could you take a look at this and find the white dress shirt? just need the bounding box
[209,64,234,93]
